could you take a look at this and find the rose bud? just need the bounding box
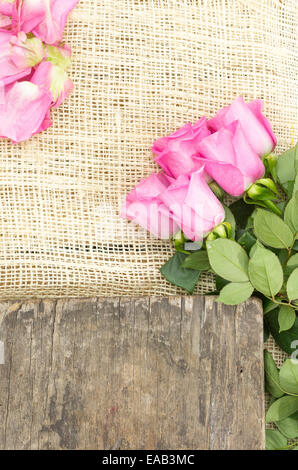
[121,172,178,239]
[152,117,211,179]
[195,121,265,197]
[159,167,225,242]
[208,96,277,157]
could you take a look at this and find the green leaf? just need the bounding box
[254,209,294,249]
[207,238,249,282]
[265,309,298,355]
[216,281,254,306]
[279,359,298,395]
[264,321,270,342]
[294,173,298,195]
[276,411,298,439]
[249,240,261,258]
[284,192,298,236]
[248,245,283,297]
[160,253,201,294]
[278,249,289,266]
[181,250,211,271]
[265,429,288,450]
[206,239,249,282]
[215,275,229,292]
[228,198,255,230]
[286,253,298,276]
[278,306,297,333]
[287,268,298,301]
[266,395,298,423]
[223,205,236,238]
[237,231,256,254]
[264,350,284,398]
[276,143,298,196]
[269,396,277,406]
[264,298,278,315]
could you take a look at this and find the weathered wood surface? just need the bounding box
[0,297,264,450]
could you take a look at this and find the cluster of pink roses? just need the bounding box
[0,0,79,143]
[121,97,277,241]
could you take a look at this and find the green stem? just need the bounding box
[264,294,297,310]
[275,440,298,450]
[284,235,298,267]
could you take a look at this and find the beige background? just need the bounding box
[0,0,297,299]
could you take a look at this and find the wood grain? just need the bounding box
[0,297,265,450]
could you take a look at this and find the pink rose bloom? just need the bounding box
[121,172,178,239]
[12,0,46,35]
[0,0,13,26]
[0,43,74,143]
[208,96,277,156]
[0,31,31,86]
[12,0,80,45]
[0,31,44,87]
[0,80,52,143]
[10,32,45,68]
[152,117,211,178]
[159,168,225,241]
[0,14,11,27]
[195,121,265,197]
[31,58,74,107]
[0,0,13,15]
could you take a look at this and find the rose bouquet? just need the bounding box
[121,97,298,449]
[0,0,79,143]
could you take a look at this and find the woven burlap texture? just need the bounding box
[0,0,297,299]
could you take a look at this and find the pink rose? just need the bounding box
[0,0,13,26]
[159,168,225,241]
[0,31,44,87]
[0,14,10,27]
[208,96,277,156]
[0,80,52,143]
[0,31,32,86]
[152,117,211,178]
[0,42,74,143]
[12,0,79,45]
[9,32,44,69]
[31,55,73,108]
[0,0,13,15]
[195,121,265,197]
[121,172,178,239]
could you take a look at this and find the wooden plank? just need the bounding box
[0,296,265,450]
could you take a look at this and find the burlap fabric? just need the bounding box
[0,0,297,300]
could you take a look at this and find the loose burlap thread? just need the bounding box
[0,0,297,300]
